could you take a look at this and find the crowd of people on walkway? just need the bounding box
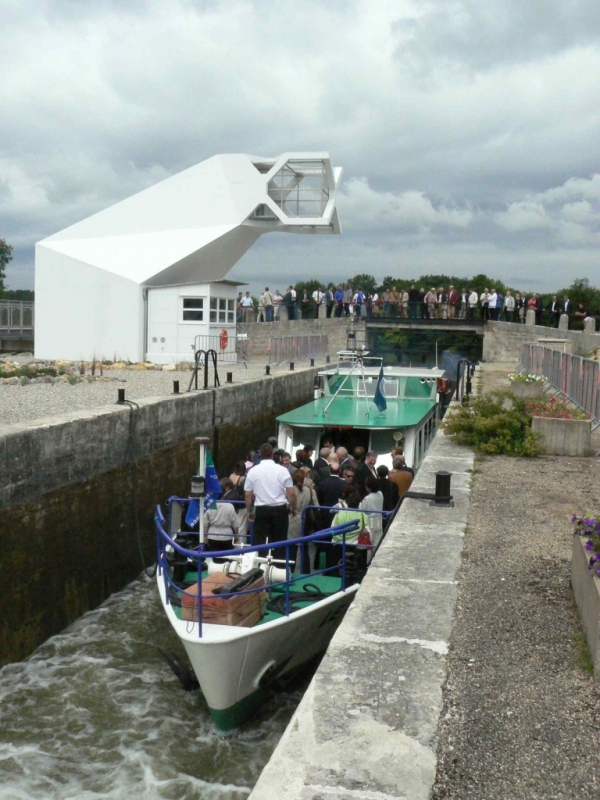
[238,286,591,329]
[200,438,414,572]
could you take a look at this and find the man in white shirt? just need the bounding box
[245,443,297,546]
[488,289,498,321]
[312,288,324,318]
[240,291,254,323]
[468,289,478,320]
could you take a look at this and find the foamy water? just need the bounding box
[0,575,300,800]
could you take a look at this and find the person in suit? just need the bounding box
[375,465,399,512]
[313,447,331,479]
[315,463,345,508]
[550,295,561,327]
[355,451,378,497]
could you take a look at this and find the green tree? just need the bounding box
[555,278,600,315]
[348,273,377,295]
[294,279,326,298]
[0,238,13,294]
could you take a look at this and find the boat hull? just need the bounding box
[158,577,358,730]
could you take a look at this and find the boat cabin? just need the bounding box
[277,355,444,470]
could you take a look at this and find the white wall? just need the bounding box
[146,283,238,364]
[34,245,144,362]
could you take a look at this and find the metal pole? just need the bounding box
[196,436,210,545]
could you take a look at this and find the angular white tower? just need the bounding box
[35,152,342,362]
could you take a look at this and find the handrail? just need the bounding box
[155,510,360,637]
[188,348,220,391]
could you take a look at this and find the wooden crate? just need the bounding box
[181,573,266,626]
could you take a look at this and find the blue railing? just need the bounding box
[155,505,360,638]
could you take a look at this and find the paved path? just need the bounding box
[432,364,600,799]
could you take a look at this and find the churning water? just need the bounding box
[0,575,300,800]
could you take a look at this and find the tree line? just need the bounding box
[293,273,600,316]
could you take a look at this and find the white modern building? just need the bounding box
[35,152,342,364]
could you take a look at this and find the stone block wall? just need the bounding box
[482,321,600,362]
[243,318,363,357]
[0,369,318,665]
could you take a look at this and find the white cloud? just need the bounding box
[1,0,600,293]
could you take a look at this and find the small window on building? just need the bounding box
[210,297,217,323]
[183,298,204,322]
[227,299,235,324]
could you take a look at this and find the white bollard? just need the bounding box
[278,306,289,322]
[526,308,536,326]
[318,303,328,319]
[558,314,569,330]
[584,316,596,333]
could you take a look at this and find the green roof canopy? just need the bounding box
[277,396,436,429]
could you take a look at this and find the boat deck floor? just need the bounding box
[171,573,344,626]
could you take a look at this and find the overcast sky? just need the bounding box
[2,0,600,294]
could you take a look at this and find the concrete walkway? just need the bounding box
[250,430,474,800]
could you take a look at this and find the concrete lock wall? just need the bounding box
[483,320,600,362]
[0,369,318,666]
[243,318,359,357]
[250,426,474,800]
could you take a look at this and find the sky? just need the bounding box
[2,0,600,295]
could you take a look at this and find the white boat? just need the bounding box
[155,438,362,730]
[277,352,445,469]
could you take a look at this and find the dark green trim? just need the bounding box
[209,687,268,731]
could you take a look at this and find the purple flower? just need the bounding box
[585,540,595,551]
[583,518,595,526]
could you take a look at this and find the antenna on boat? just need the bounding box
[194,437,210,546]
[435,341,438,369]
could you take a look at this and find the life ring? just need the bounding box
[219,329,228,350]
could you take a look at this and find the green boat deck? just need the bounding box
[276,396,435,428]
[171,573,344,626]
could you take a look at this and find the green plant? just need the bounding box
[527,397,589,420]
[443,390,545,456]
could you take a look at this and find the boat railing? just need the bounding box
[155,508,361,638]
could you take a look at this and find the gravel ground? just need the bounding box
[0,353,321,427]
[432,367,600,799]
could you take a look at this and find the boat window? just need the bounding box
[357,377,398,398]
[404,377,434,399]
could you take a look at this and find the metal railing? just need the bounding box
[268,334,329,366]
[521,343,600,424]
[193,333,237,363]
[155,508,360,638]
[0,301,34,338]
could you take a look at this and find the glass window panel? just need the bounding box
[210,298,217,310]
[210,311,217,322]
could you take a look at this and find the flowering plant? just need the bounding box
[526,396,589,420]
[508,372,544,383]
[573,514,600,576]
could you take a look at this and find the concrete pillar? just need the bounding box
[318,303,328,319]
[558,314,569,330]
[277,306,288,322]
[526,308,536,326]
[584,316,596,333]
[296,308,302,320]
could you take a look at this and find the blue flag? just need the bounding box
[374,365,387,413]
[185,449,222,528]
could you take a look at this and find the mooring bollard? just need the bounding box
[226,372,233,383]
[117,388,126,404]
[265,365,271,375]
[290,361,295,370]
[173,380,180,394]
[310,358,315,367]
[326,354,331,364]
[434,471,452,504]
